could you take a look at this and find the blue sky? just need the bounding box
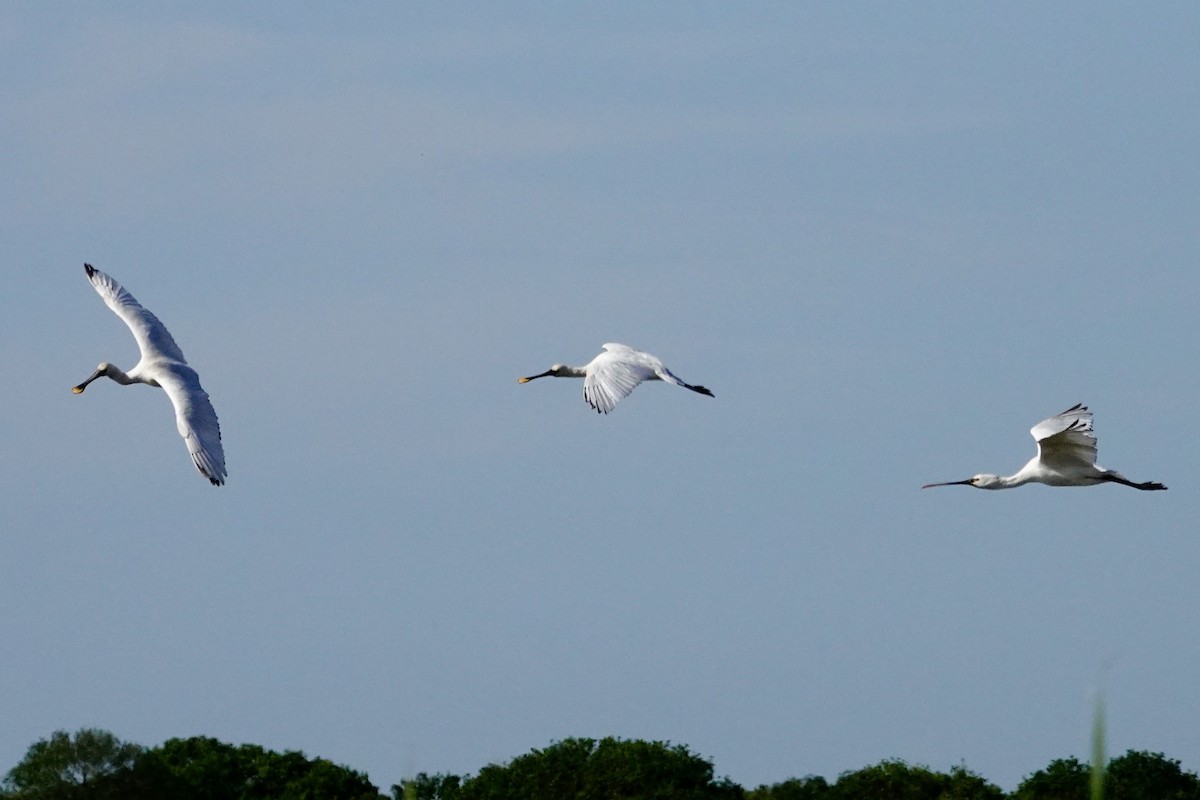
[2,3,1198,792]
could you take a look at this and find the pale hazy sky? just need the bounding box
[2,3,1198,792]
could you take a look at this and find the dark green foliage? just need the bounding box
[940,765,1006,800]
[1004,750,1200,800]
[1010,756,1092,800]
[452,737,743,800]
[5,729,1200,800]
[745,774,831,799]
[391,772,462,800]
[2,732,381,800]
[827,760,1002,800]
[139,736,250,798]
[1105,750,1200,800]
[0,728,142,800]
[133,736,383,800]
[748,762,1000,800]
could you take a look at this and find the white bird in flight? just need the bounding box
[922,403,1165,491]
[72,264,227,486]
[519,342,714,414]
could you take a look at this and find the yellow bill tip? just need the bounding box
[518,377,531,383]
[71,386,84,394]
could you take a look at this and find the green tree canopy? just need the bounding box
[449,737,742,800]
[1011,751,1200,800]
[745,775,831,800]
[1011,756,1097,800]
[0,728,142,800]
[747,761,1000,800]
[391,772,463,800]
[2,733,383,800]
[7,729,1200,800]
[1104,750,1200,800]
[126,736,383,800]
[827,760,1002,800]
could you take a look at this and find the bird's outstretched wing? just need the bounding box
[84,263,188,364]
[159,363,227,485]
[583,343,653,413]
[1031,403,1098,471]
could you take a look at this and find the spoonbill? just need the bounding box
[922,403,1165,491]
[519,342,714,414]
[72,263,227,486]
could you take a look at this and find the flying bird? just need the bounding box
[72,263,227,486]
[922,403,1165,491]
[519,342,714,414]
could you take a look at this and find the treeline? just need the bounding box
[2,728,1198,799]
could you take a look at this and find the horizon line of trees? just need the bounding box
[2,728,1198,800]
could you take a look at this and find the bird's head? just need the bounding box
[518,364,569,383]
[921,474,1003,490]
[72,362,110,394]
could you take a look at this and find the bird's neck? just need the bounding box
[999,459,1046,489]
[995,472,1034,489]
[108,365,144,386]
[561,365,588,378]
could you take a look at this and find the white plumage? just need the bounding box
[73,264,227,486]
[923,403,1165,491]
[519,342,714,414]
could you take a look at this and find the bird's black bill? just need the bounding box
[72,369,104,394]
[518,370,554,384]
[921,479,974,489]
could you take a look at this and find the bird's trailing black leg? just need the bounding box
[1100,472,1167,491]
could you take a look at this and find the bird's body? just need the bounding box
[519,342,714,413]
[73,264,227,486]
[922,403,1165,491]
